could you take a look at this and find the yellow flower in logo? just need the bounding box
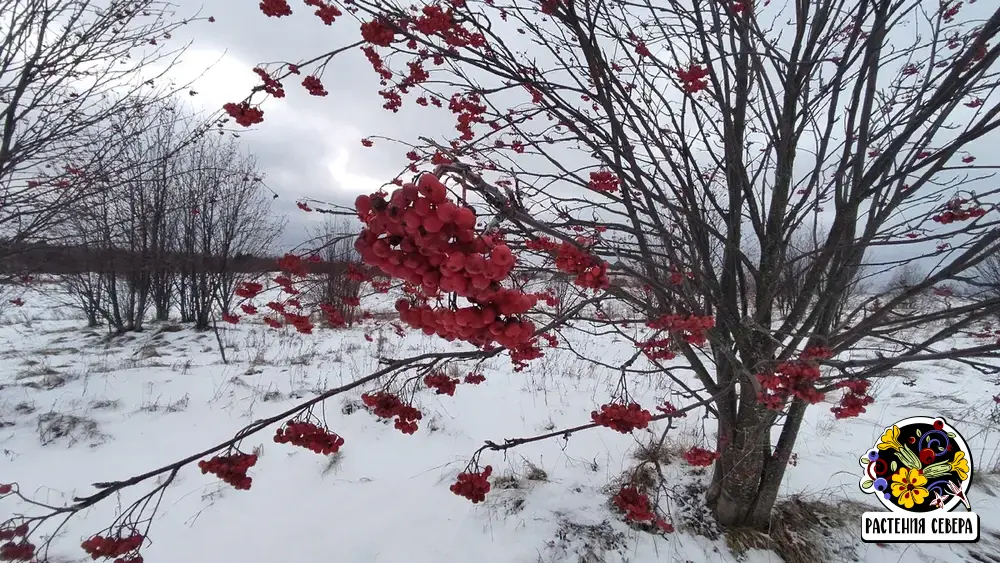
[878,426,903,451]
[890,467,929,509]
[950,451,970,481]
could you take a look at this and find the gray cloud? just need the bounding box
[163,0,461,249]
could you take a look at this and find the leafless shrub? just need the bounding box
[309,217,364,328]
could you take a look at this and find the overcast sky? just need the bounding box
[161,1,462,251]
[155,0,998,287]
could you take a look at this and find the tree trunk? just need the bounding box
[705,380,807,529]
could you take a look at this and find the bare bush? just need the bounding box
[310,217,363,327]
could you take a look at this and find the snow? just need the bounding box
[1,284,999,563]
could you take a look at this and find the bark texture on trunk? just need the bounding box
[705,379,803,529]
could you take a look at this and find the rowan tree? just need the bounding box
[4,1,1000,560]
[235,0,1000,529]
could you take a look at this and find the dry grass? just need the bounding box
[724,494,868,563]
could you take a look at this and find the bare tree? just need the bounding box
[175,135,281,330]
[973,253,1000,304]
[309,217,364,327]
[0,0,197,275]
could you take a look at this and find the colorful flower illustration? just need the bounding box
[878,426,903,451]
[859,416,974,513]
[950,451,970,481]
[890,467,928,509]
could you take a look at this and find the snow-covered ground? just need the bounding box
[1,284,999,563]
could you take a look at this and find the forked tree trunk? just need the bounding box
[705,368,809,529]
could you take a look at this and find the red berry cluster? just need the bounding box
[301,0,342,25]
[0,524,27,541]
[355,173,545,364]
[676,65,710,93]
[464,371,486,384]
[198,453,258,490]
[282,311,314,334]
[274,421,345,454]
[396,299,538,350]
[682,446,720,467]
[235,281,263,298]
[450,465,492,503]
[0,540,34,561]
[424,372,460,395]
[831,380,875,419]
[81,533,144,561]
[527,236,610,290]
[361,392,423,434]
[222,313,239,324]
[259,0,292,18]
[757,348,830,410]
[932,198,987,224]
[591,402,653,433]
[223,101,264,127]
[360,19,396,47]
[589,170,619,193]
[0,484,11,495]
[318,303,347,327]
[656,401,686,417]
[638,338,677,360]
[646,314,715,346]
[302,75,328,96]
[252,67,285,98]
[277,253,309,277]
[612,486,674,532]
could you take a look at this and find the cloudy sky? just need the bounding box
[162,0,457,250]
[155,0,999,283]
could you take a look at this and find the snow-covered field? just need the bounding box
[2,285,1000,563]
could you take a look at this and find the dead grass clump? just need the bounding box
[607,463,659,497]
[321,451,345,476]
[540,518,627,563]
[36,411,106,446]
[724,494,867,563]
[632,438,674,466]
[90,399,121,410]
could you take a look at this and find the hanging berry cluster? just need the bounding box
[931,198,987,224]
[612,486,675,532]
[235,281,264,299]
[589,170,620,193]
[0,523,32,562]
[223,101,264,127]
[463,370,486,384]
[198,452,258,490]
[831,380,875,419]
[424,371,460,395]
[682,446,720,467]
[756,346,832,410]
[591,402,653,433]
[526,236,610,290]
[0,524,26,541]
[450,465,492,503]
[638,338,677,360]
[81,533,144,562]
[361,391,423,434]
[646,314,715,346]
[676,65,710,93]
[274,421,345,454]
[355,173,545,368]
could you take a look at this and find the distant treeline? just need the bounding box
[0,242,369,277]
